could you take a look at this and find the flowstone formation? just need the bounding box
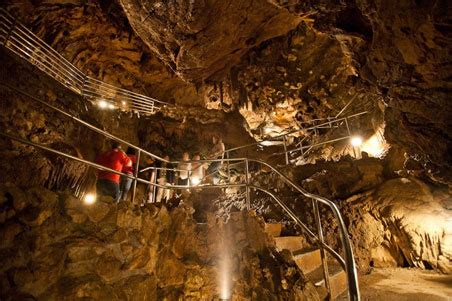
[0,184,319,300]
[344,178,452,274]
[289,154,452,274]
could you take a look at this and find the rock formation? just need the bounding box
[0,183,319,300]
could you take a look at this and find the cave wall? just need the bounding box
[285,153,452,274]
[2,0,201,106]
[1,0,451,282]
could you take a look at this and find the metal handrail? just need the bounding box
[249,159,359,299]
[0,129,359,300]
[224,111,368,166]
[0,9,171,115]
[1,59,360,301]
[0,83,169,163]
[224,111,368,155]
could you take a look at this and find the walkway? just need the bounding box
[338,268,452,301]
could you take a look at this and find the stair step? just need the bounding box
[274,236,307,253]
[307,262,348,300]
[294,248,321,274]
[264,223,282,237]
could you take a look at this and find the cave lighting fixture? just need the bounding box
[107,103,115,109]
[97,99,108,109]
[350,135,363,147]
[83,193,96,205]
[190,176,201,186]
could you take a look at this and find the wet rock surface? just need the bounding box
[0,183,317,300]
[1,1,451,296]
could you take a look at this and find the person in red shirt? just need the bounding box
[95,141,131,202]
[118,147,137,202]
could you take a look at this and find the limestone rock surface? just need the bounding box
[344,178,452,274]
[120,0,303,82]
[0,183,318,300]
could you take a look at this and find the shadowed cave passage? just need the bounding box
[0,1,451,300]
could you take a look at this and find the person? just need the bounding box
[206,135,225,184]
[176,152,191,198]
[118,147,137,202]
[177,152,191,187]
[95,141,131,202]
[155,155,175,203]
[144,157,157,203]
[190,154,205,185]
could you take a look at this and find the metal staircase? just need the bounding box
[0,7,362,299]
[224,94,377,166]
[0,9,170,115]
[0,83,360,300]
[266,223,349,299]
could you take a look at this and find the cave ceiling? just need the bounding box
[2,0,451,184]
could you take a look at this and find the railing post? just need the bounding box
[283,136,289,165]
[313,199,332,300]
[345,117,351,136]
[345,117,359,158]
[245,159,250,210]
[226,151,230,182]
[131,149,141,204]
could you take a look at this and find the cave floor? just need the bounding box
[337,267,452,301]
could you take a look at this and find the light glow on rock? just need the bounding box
[218,225,232,300]
[350,135,363,147]
[362,133,387,157]
[98,99,108,109]
[83,193,96,205]
[219,251,231,300]
[191,176,201,186]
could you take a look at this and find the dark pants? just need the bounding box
[119,175,133,202]
[96,179,120,202]
[206,161,221,183]
[178,178,189,186]
[177,178,188,195]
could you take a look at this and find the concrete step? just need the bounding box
[274,236,308,254]
[294,248,322,274]
[307,262,348,300]
[264,223,282,237]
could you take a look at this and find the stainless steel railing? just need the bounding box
[0,9,171,115]
[224,110,368,165]
[0,83,359,300]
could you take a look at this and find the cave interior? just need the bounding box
[0,1,451,300]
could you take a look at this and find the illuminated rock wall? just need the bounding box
[0,184,318,300]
